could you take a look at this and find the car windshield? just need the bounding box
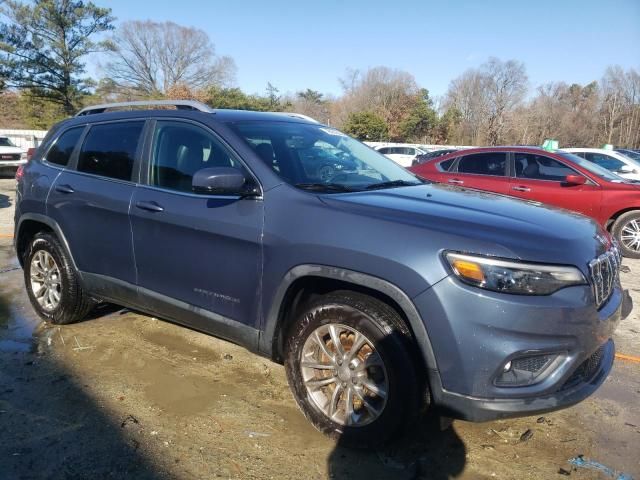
[556,152,625,182]
[0,137,16,147]
[229,121,422,192]
[618,150,640,162]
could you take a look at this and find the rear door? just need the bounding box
[441,152,510,194]
[509,152,601,217]
[48,120,145,298]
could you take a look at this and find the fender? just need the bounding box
[259,264,440,376]
[15,213,81,276]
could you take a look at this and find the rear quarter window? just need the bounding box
[45,127,84,167]
[438,158,456,172]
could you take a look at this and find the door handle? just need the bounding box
[448,179,464,185]
[136,201,164,213]
[55,184,74,194]
[511,186,531,192]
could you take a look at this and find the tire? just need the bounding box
[612,211,640,258]
[284,290,424,447]
[24,232,94,324]
[317,164,335,182]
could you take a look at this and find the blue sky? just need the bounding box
[96,0,640,99]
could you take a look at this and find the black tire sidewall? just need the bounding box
[285,295,419,446]
[24,234,77,324]
[613,212,640,259]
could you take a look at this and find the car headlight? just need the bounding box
[20,152,28,160]
[445,252,587,295]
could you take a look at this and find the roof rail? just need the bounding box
[75,100,215,117]
[286,113,320,124]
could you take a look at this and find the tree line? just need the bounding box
[1,0,638,148]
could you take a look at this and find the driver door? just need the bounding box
[130,119,264,333]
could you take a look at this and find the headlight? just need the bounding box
[20,152,28,160]
[445,252,587,295]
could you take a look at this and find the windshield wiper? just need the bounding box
[364,180,423,191]
[294,182,357,193]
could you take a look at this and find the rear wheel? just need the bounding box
[284,291,423,447]
[24,232,94,324]
[612,211,640,258]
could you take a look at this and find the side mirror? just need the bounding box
[192,167,250,195]
[618,164,635,173]
[564,174,587,186]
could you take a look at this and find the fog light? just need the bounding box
[495,354,559,387]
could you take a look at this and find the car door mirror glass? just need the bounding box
[192,167,248,195]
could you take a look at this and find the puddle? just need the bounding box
[0,267,43,353]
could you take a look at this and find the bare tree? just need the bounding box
[104,20,236,96]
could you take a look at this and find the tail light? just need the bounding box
[15,164,25,181]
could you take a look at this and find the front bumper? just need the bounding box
[414,275,624,421]
[0,159,27,169]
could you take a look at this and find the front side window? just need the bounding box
[515,153,575,181]
[0,137,16,147]
[150,121,246,193]
[229,121,420,191]
[77,122,144,181]
[45,127,84,166]
[457,153,506,176]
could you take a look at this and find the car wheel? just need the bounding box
[24,232,95,324]
[284,291,423,447]
[612,211,640,258]
[318,165,335,182]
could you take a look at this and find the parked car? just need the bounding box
[412,148,460,166]
[15,101,623,446]
[563,148,640,182]
[615,148,640,162]
[374,145,426,167]
[409,146,640,258]
[0,136,27,176]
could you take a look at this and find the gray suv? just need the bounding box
[14,100,624,446]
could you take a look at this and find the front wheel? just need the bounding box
[612,211,640,258]
[284,291,423,447]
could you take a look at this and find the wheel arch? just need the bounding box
[260,265,439,375]
[606,207,640,231]
[16,214,78,272]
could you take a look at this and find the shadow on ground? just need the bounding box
[0,293,165,480]
[327,415,466,479]
[0,193,10,209]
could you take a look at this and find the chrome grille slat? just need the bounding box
[589,245,620,309]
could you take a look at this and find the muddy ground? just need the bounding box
[0,177,638,480]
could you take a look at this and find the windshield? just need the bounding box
[229,121,422,192]
[0,137,16,147]
[618,149,640,162]
[556,152,625,182]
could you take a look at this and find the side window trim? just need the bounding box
[72,119,147,184]
[42,125,88,170]
[140,117,263,198]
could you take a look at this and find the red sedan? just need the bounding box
[409,146,640,257]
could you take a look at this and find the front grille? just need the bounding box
[0,153,20,162]
[589,245,621,309]
[511,355,553,373]
[562,345,605,389]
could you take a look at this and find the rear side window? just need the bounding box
[77,122,144,181]
[457,153,506,176]
[439,158,455,171]
[515,153,575,181]
[45,127,84,166]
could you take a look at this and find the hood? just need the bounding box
[320,184,608,270]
